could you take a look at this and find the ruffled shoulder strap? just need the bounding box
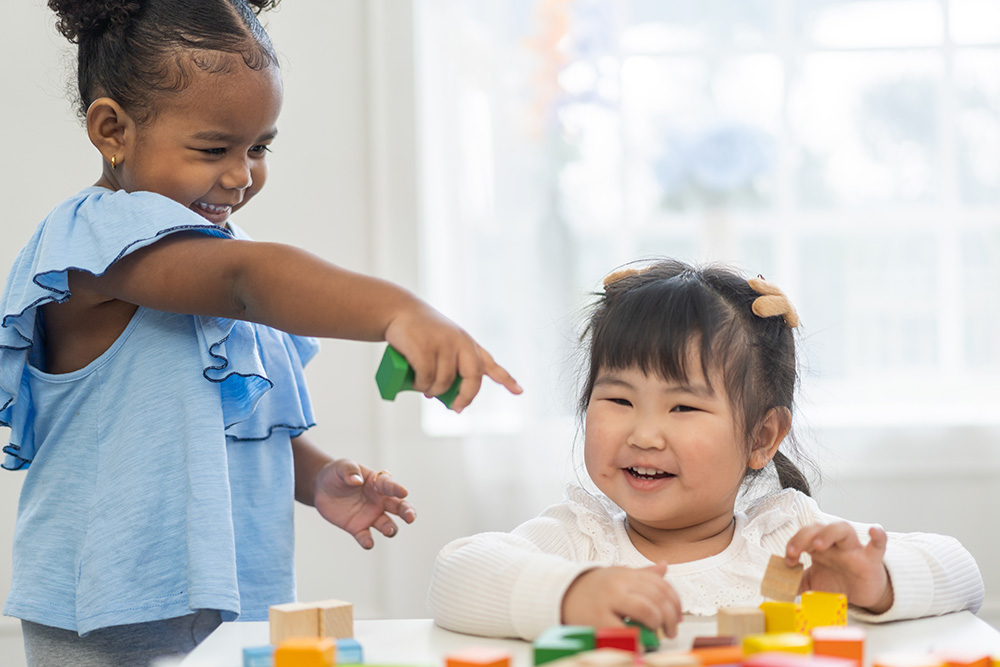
[562,484,627,562]
[1,188,231,468]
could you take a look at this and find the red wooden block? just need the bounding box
[596,626,640,654]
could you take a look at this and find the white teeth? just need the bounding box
[195,201,231,214]
[631,466,667,476]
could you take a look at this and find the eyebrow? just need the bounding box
[593,374,715,398]
[191,129,278,143]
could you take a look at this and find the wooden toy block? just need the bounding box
[693,635,737,648]
[269,599,354,645]
[718,606,766,640]
[933,651,991,667]
[873,653,948,667]
[625,619,661,651]
[534,626,597,665]
[760,601,806,634]
[445,646,513,667]
[596,626,640,654]
[336,637,364,664]
[761,555,804,602]
[318,600,353,638]
[744,652,858,667]
[244,645,276,667]
[800,591,847,630]
[811,626,865,667]
[642,652,700,667]
[274,637,335,667]
[376,345,462,408]
[576,648,636,666]
[692,644,745,665]
[743,632,813,656]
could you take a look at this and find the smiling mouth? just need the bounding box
[626,466,675,480]
[193,201,232,215]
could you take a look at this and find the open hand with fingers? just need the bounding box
[561,563,681,639]
[312,460,417,550]
[785,522,894,613]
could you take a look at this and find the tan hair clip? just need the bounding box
[602,266,650,290]
[748,276,800,328]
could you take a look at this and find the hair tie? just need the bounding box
[748,276,800,328]
[602,266,652,290]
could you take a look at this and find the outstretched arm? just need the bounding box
[72,233,521,410]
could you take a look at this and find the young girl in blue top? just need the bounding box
[0,0,521,664]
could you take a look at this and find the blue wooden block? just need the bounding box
[243,644,275,667]
[337,637,364,664]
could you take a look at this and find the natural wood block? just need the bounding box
[575,648,636,666]
[317,599,353,638]
[718,606,766,640]
[642,651,700,667]
[269,599,354,645]
[761,555,804,602]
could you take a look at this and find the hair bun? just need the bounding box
[48,0,143,43]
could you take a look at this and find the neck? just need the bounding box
[625,513,737,564]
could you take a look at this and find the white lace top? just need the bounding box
[428,485,983,640]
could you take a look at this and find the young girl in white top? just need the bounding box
[428,259,983,641]
[1,1,520,664]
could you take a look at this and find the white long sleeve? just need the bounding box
[428,486,983,640]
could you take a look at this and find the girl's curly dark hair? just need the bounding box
[48,0,282,122]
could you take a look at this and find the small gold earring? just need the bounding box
[111,155,117,170]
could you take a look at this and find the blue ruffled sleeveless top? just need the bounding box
[0,187,319,634]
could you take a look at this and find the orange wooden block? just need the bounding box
[811,626,865,667]
[445,646,512,667]
[761,555,804,602]
[274,637,335,667]
[873,653,947,667]
[692,644,745,665]
[934,651,991,667]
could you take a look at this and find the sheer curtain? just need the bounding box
[412,0,1000,592]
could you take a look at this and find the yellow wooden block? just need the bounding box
[801,591,847,631]
[743,632,813,656]
[760,601,806,634]
[274,637,335,667]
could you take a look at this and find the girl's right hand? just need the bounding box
[383,303,522,412]
[561,563,681,639]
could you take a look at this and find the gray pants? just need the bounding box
[20,610,222,667]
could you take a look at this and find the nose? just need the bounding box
[221,157,253,192]
[627,411,667,450]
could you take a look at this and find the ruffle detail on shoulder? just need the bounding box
[562,484,626,563]
[1,188,231,470]
[741,488,808,546]
[196,315,318,441]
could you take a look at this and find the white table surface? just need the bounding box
[180,612,1000,667]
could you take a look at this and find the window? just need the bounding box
[417,0,1000,435]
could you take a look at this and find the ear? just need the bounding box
[86,97,134,165]
[748,407,792,470]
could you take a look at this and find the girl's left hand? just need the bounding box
[785,522,894,613]
[313,460,417,550]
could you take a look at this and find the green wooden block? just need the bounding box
[375,345,462,408]
[533,625,596,665]
[625,618,660,651]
